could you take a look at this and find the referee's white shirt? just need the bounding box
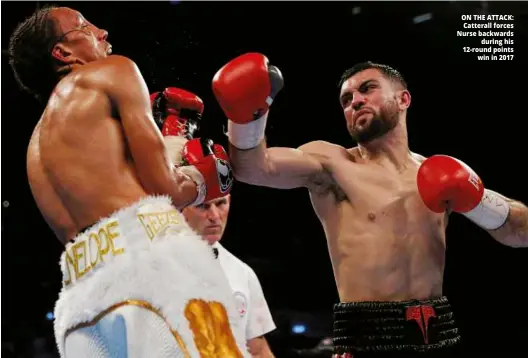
[213,242,277,340]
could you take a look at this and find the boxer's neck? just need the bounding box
[358,119,410,171]
[56,63,84,81]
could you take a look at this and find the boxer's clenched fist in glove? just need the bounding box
[417,154,510,230]
[212,52,284,150]
[179,138,234,205]
[151,87,203,137]
[151,87,203,164]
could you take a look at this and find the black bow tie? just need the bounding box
[212,248,219,259]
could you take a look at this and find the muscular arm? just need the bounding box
[485,190,528,248]
[99,56,197,206]
[229,140,328,189]
[247,336,275,358]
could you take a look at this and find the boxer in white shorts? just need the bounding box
[10,5,248,357]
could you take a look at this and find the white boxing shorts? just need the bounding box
[53,195,249,358]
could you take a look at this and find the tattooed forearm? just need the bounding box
[488,196,528,248]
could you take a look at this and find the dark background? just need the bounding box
[2,1,528,357]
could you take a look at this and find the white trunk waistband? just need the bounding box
[60,195,193,288]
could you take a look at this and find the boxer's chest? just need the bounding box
[332,159,444,227]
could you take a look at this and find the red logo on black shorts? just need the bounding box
[405,305,436,344]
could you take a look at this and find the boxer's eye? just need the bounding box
[340,96,352,108]
[79,24,92,34]
[359,83,377,94]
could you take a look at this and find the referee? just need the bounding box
[182,194,276,357]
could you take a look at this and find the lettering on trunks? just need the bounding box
[185,299,243,357]
[137,209,182,241]
[63,221,124,285]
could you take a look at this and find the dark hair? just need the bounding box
[8,4,61,103]
[338,61,408,90]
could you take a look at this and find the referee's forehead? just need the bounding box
[205,195,231,206]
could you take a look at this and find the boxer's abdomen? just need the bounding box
[336,193,445,301]
[313,159,448,302]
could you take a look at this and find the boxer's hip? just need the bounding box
[62,302,190,358]
[53,195,248,357]
[332,296,461,357]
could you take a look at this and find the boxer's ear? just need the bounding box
[51,43,79,65]
[51,43,73,63]
[397,89,411,111]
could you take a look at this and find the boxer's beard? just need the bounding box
[349,99,399,144]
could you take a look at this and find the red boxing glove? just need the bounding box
[179,138,234,205]
[150,87,203,138]
[212,53,284,150]
[417,155,510,230]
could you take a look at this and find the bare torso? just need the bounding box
[306,142,448,302]
[27,69,147,244]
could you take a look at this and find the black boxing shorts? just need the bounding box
[332,296,461,357]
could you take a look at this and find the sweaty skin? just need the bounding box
[307,145,446,302]
[228,67,451,302]
[231,141,445,302]
[27,56,198,244]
